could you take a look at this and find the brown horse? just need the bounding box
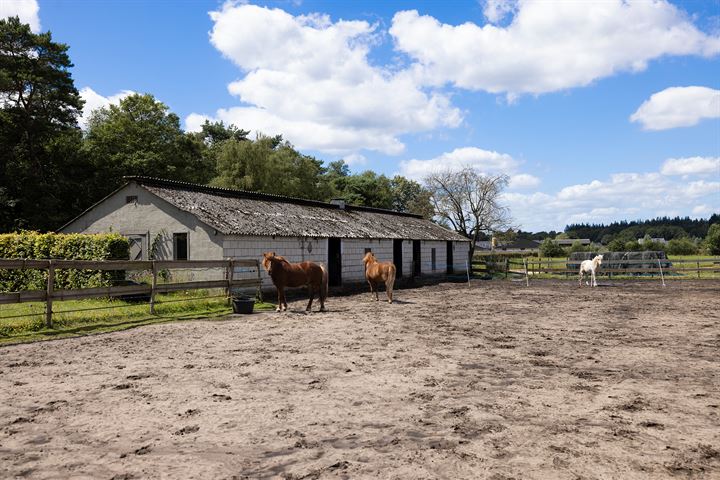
[262,252,328,312]
[362,252,396,303]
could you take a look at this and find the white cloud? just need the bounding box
[482,0,518,24]
[188,2,462,155]
[504,171,720,232]
[509,173,540,190]
[630,86,720,130]
[1,0,40,32]
[661,156,720,176]
[390,1,720,97]
[399,147,519,181]
[693,204,711,216]
[343,153,367,167]
[79,87,134,129]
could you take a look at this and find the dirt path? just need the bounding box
[1,280,719,479]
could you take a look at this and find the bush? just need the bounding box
[705,224,720,255]
[568,240,587,253]
[0,231,129,292]
[666,238,699,256]
[607,238,626,252]
[539,238,566,257]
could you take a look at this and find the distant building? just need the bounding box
[496,239,541,252]
[475,240,493,251]
[554,238,591,246]
[638,237,668,245]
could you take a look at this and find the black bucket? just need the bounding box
[232,296,255,314]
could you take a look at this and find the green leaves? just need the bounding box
[0,231,129,292]
[0,16,86,232]
[84,93,207,189]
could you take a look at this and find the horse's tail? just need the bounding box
[320,263,329,303]
[386,263,396,302]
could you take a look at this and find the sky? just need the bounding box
[3,0,719,232]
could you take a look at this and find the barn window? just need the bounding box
[126,195,138,204]
[173,233,188,260]
[364,247,372,254]
[431,248,436,271]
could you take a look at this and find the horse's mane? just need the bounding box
[362,252,376,264]
[263,253,291,271]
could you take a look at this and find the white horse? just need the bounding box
[579,254,603,287]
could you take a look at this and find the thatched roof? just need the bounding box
[130,177,468,241]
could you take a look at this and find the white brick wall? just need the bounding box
[420,241,446,275]
[451,242,470,274]
[223,235,327,288]
[223,235,471,287]
[341,238,393,282]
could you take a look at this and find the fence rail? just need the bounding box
[0,258,262,327]
[472,256,720,281]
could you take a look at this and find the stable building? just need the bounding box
[60,177,470,287]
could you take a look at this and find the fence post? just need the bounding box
[657,258,666,287]
[697,261,700,279]
[524,258,529,286]
[255,259,263,301]
[226,258,235,305]
[466,259,470,286]
[505,258,508,279]
[45,260,54,328]
[150,260,157,314]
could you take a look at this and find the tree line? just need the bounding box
[564,215,720,244]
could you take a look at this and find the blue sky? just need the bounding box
[5,0,719,232]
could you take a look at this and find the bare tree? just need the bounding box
[424,168,512,259]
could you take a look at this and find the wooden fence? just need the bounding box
[0,258,262,328]
[473,255,720,284]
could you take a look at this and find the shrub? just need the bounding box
[705,224,720,255]
[568,240,587,253]
[539,238,566,257]
[0,231,129,292]
[666,238,699,256]
[607,238,626,252]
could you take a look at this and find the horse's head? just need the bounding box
[362,251,376,265]
[595,254,604,265]
[262,251,277,273]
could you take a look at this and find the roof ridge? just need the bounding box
[124,176,423,218]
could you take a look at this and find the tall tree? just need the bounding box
[424,168,511,259]
[83,93,207,195]
[0,16,86,231]
[212,134,332,201]
[190,120,249,180]
[332,170,394,209]
[389,175,434,218]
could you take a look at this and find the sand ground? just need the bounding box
[1,279,719,479]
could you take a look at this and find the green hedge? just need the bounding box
[0,232,129,292]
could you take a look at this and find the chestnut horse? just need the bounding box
[362,252,396,303]
[262,252,328,312]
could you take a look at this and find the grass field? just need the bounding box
[0,291,275,345]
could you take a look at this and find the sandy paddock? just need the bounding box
[1,279,719,479]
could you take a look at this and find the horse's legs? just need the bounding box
[276,287,283,312]
[279,287,288,311]
[306,284,314,312]
[592,269,597,287]
[386,279,393,303]
[579,269,583,287]
[367,280,375,301]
